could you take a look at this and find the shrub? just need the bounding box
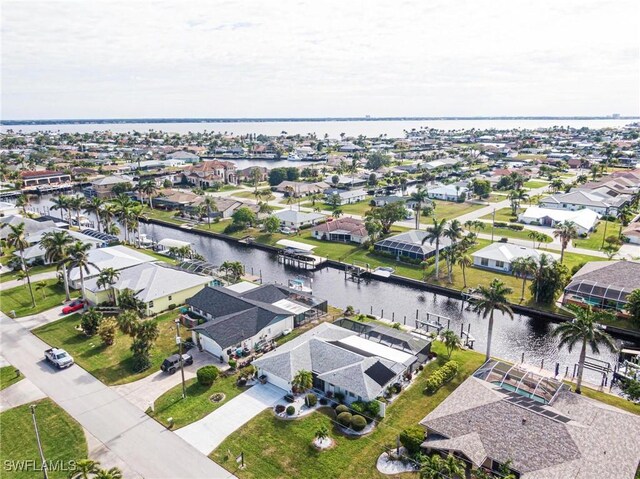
[168,303,177,310]
[275,404,285,414]
[319,397,328,406]
[285,394,295,403]
[80,309,103,336]
[507,224,524,231]
[351,415,367,431]
[305,393,317,407]
[335,404,350,415]
[334,392,345,403]
[494,221,508,228]
[499,237,509,243]
[350,401,366,415]
[337,411,352,427]
[400,426,425,455]
[423,361,459,395]
[196,365,219,386]
[366,400,381,419]
[97,317,117,346]
[286,405,296,416]
[228,359,237,369]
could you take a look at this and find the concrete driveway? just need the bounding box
[176,382,284,455]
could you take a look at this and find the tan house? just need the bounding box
[90,175,135,198]
[182,160,237,187]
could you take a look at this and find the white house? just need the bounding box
[518,206,600,235]
[539,190,629,215]
[324,188,367,205]
[471,243,558,273]
[18,227,104,265]
[273,209,326,229]
[427,184,470,202]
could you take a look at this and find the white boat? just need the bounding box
[287,154,302,161]
[288,278,312,293]
[137,233,154,248]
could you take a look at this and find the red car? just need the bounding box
[62,300,85,314]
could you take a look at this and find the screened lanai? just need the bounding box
[474,360,566,405]
[563,278,633,312]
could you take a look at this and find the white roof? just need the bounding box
[157,238,192,248]
[472,243,559,264]
[276,239,316,252]
[273,209,325,223]
[337,335,414,364]
[224,281,260,293]
[519,206,600,231]
[272,298,309,315]
[68,245,156,281]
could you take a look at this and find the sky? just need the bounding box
[1,0,639,120]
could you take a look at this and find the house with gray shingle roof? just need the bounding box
[254,322,427,402]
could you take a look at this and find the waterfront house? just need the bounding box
[419,361,640,479]
[622,222,640,244]
[427,184,470,202]
[311,217,369,244]
[254,322,428,402]
[20,170,72,188]
[152,188,203,209]
[275,181,330,197]
[539,190,629,215]
[188,283,327,362]
[563,260,640,314]
[182,160,237,187]
[471,243,558,273]
[90,175,135,198]
[0,215,57,240]
[17,227,104,265]
[166,150,200,163]
[83,262,213,316]
[273,209,325,229]
[518,206,599,235]
[323,188,367,205]
[374,230,452,261]
[372,195,406,207]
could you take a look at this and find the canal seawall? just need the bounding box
[141,215,640,342]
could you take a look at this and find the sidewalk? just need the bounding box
[0,377,46,412]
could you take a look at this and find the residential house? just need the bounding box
[152,188,203,210]
[518,206,600,235]
[273,210,325,229]
[372,195,406,207]
[311,217,369,244]
[0,215,57,240]
[17,227,104,265]
[323,188,367,205]
[166,150,200,163]
[471,243,558,273]
[419,361,640,479]
[427,184,469,202]
[539,190,629,215]
[237,166,268,182]
[188,283,327,362]
[89,175,135,198]
[83,262,213,316]
[275,181,330,197]
[182,160,237,187]
[375,230,452,261]
[622,222,640,244]
[20,170,72,188]
[254,322,430,402]
[563,260,640,313]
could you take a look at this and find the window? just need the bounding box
[168,295,172,301]
[481,258,489,266]
[148,301,154,308]
[495,261,505,268]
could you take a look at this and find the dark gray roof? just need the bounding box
[240,284,289,304]
[334,318,431,356]
[569,261,640,292]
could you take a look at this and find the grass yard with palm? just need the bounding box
[0,398,87,479]
[425,200,484,220]
[32,310,183,385]
[1,279,78,318]
[211,342,486,479]
[573,220,622,252]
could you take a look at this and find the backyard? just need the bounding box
[210,342,486,479]
[32,310,183,385]
[1,278,79,318]
[573,220,622,252]
[0,398,87,479]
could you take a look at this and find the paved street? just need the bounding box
[176,382,284,455]
[0,312,236,479]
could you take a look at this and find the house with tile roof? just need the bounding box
[311,217,369,244]
[182,159,237,187]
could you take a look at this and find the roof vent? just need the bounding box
[522,418,527,425]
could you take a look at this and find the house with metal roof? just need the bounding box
[273,209,326,229]
[188,283,327,362]
[374,230,452,261]
[563,260,640,314]
[419,361,640,478]
[518,206,600,235]
[253,322,423,402]
[539,189,630,215]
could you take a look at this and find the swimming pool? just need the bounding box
[492,381,548,404]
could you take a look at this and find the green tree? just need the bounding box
[83,197,104,233]
[263,215,280,234]
[94,466,123,479]
[6,222,36,308]
[511,256,537,301]
[117,289,147,317]
[472,279,514,361]
[421,218,447,279]
[50,194,71,222]
[625,289,640,327]
[69,459,100,479]
[96,267,120,304]
[130,320,159,372]
[39,230,74,301]
[314,425,329,442]
[231,207,256,229]
[15,194,29,213]
[553,221,578,264]
[409,187,430,230]
[67,241,98,301]
[365,151,391,170]
[98,317,118,346]
[457,253,472,288]
[470,178,491,198]
[443,220,463,282]
[365,202,407,235]
[292,369,313,393]
[138,180,158,208]
[530,256,570,304]
[553,305,617,394]
[80,308,103,336]
[441,329,462,359]
[202,196,218,229]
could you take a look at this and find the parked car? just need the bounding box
[62,300,85,314]
[160,353,194,374]
[279,227,293,235]
[44,347,74,369]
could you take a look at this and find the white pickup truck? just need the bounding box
[44,348,74,369]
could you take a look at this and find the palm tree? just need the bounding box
[457,253,472,288]
[94,467,123,479]
[409,187,429,230]
[67,241,98,301]
[50,194,71,222]
[553,220,578,264]
[511,256,537,301]
[441,454,465,478]
[138,180,158,208]
[69,459,100,479]
[203,196,218,229]
[83,197,104,232]
[314,425,329,442]
[6,222,36,307]
[68,195,85,228]
[420,454,445,479]
[422,218,447,279]
[508,189,528,215]
[553,305,617,394]
[443,220,463,282]
[15,194,29,214]
[39,230,74,301]
[96,267,120,304]
[292,369,313,394]
[112,194,135,243]
[441,329,462,359]
[472,279,514,361]
[100,203,118,233]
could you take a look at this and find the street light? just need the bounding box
[175,319,187,399]
[30,404,49,479]
[491,208,496,243]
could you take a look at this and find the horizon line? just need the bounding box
[2,115,640,126]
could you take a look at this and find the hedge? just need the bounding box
[351,414,367,431]
[335,404,350,415]
[400,426,425,455]
[196,365,219,386]
[337,411,352,427]
[423,360,459,395]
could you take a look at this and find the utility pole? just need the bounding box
[491,208,496,243]
[175,319,187,399]
[601,206,609,249]
[30,404,49,479]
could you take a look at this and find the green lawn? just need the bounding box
[231,189,275,201]
[480,207,523,223]
[211,342,485,479]
[150,373,249,429]
[0,365,23,391]
[573,220,622,252]
[32,310,183,386]
[523,180,549,189]
[428,200,484,220]
[300,198,374,216]
[0,263,57,283]
[489,227,552,243]
[1,279,78,318]
[143,208,189,225]
[538,249,607,272]
[0,398,87,479]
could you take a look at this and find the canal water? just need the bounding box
[26,194,631,386]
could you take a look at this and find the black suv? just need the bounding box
[160,353,194,373]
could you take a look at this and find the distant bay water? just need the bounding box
[2,118,637,138]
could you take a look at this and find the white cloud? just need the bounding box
[1,0,638,119]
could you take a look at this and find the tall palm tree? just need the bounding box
[553,220,578,264]
[100,203,118,233]
[67,241,98,301]
[112,194,135,243]
[96,267,120,304]
[83,197,104,232]
[511,256,537,301]
[39,230,74,301]
[457,253,472,288]
[138,180,158,208]
[472,279,514,361]
[409,187,429,230]
[553,305,617,394]
[50,194,71,222]
[422,218,447,279]
[68,195,85,228]
[508,189,528,215]
[6,222,36,308]
[203,196,218,229]
[443,220,463,282]
[15,194,29,214]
